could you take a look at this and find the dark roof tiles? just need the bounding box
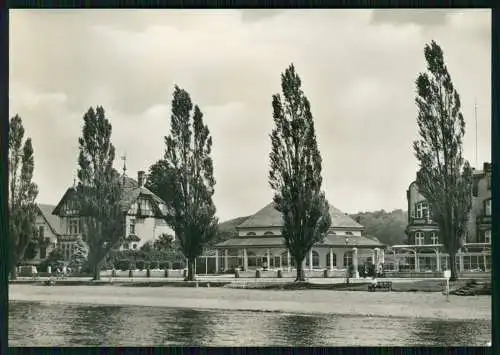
[237,202,364,230]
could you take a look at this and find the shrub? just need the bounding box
[136,260,145,270]
[117,259,130,271]
[358,264,366,278]
[159,262,168,270]
[172,261,184,270]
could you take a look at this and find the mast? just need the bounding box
[474,100,478,169]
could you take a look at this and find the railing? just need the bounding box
[476,215,492,224]
[409,217,437,225]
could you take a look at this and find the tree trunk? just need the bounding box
[294,256,305,282]
[10,255,18,280]
[90,254,102,281]
[185,258,196,281]
[10,267,17,281]
[449,251,459,281]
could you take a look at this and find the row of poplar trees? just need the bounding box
[8,40,473,282]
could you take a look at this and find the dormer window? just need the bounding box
[137,197,152,217]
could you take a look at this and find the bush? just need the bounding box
[172,261,185,270]
[117,259,130,271]
[358,265,366,278]
[136,260,145,270]
[159,262,168,270]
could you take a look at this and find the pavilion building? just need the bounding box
[214,202,385,277]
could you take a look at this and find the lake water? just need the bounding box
[9,301,491,346]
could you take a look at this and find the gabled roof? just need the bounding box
[37,203,63,235]
[52,175,167,217]
[237,202,364,230]
[218,216,251,234]
[121,176,166,215]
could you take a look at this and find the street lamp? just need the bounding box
[345,236,350,284]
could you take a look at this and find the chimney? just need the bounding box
[137,171,145,187]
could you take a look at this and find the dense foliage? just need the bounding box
[413,41,472,281]
[350,209,408,246]
[146,86,218,281]
[268,64,331,282]
[76,106,125,280]
[8,114,39,279]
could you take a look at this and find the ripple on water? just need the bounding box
[8,301,491,346]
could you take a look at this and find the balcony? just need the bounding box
[409,217,437,226]
[476,215,492,225]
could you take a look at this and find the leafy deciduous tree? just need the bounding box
[76,106,125,280]
[8,114,39,280]
[146,86,218,281]
[413,41,473,281]
[268,64,332,282]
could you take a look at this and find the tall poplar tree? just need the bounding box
[8,114,39,280]
[146,86,218,281]
[76,106,125,280]
[413,41,473,281]
[269,64,331,282]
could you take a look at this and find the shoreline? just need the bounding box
[9,284,491,321]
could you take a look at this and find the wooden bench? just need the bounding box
[368,281,392,292]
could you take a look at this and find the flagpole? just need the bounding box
[474,100,478,169]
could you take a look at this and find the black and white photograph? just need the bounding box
[8,9,492,346]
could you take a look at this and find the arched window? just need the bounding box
[345,231,353,235]
[415,232,424,245]
[326,252,337,267]
[264,231,274,236]
[305,251,320,268]
[343,251,353,266]
[246,232,256,236]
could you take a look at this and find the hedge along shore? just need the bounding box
[9,284,491,321]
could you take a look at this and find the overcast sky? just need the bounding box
[9,9,491,222]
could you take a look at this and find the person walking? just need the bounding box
[32,265,39,280]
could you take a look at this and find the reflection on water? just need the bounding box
[9,301,491,346]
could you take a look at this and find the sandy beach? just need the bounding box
[9,284,491,321]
